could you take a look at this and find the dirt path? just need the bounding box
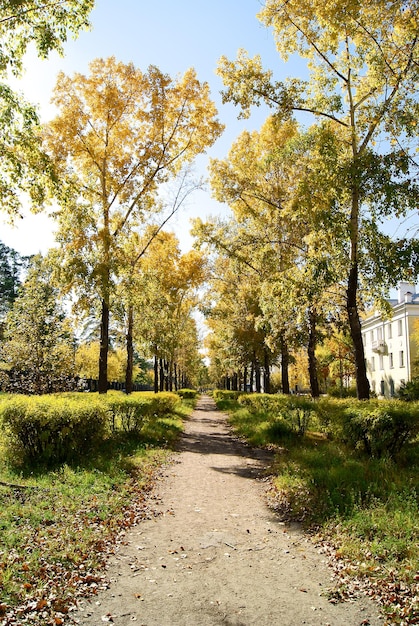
[71,395,383,626]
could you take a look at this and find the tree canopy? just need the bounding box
[216,0,419,398]
[0,1,94,217]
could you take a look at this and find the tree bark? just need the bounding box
[243,366,248,392]
[159,358,164,392]
[98,298,109,394]
[307,306,320,398]
[154,354,159,393]
[280,334,290,395]
[255,360,261,393]
[263,347,271,394]
[347,262,370,399]
[125,304,134,394]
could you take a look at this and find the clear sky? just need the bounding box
[2,0,300,255]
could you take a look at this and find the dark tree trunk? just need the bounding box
[159,358,164,392]
[98,298,109,394]
[280,334,290,395]
[168,360,173,391]
[154,354,159,393]
[263,347,271,394]
[347,263,370,399]
[243,366,248,392]
[255,361,261,393]
[250,363,254,393]
[232,372,238,391]
[125,304,134,394]
[307,306,320,398]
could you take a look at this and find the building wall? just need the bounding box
[362,293,419,397]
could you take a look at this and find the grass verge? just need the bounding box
[0,394,193,625]
[219,395,419,625]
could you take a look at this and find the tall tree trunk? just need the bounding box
[280,333,290,395]
[168,360,173,391]
[307,306,320,398]
[347,262,370,399]
[125,303,134,394]
[243,366,248,392]
[232,372,238,391]
[154,354,159,394]
[255,360,261,393]
[263,347,271,394]
[250,363,254,393]
[174,362,178,391]
[159,358,164,392]
[98,298,109,394]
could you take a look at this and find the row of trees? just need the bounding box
[0,3,224,393]
[193,0,419,399]
[0,234,206,394]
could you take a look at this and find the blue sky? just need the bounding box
[2,0,300,255]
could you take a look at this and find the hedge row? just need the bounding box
[0,391,181,465]
[218,393,419,458]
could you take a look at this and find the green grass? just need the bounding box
[0,393,192,623]
[217,395,419,624]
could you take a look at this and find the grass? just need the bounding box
[0,393,192,624]
[218,395,419,625]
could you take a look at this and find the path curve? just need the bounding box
[72,395,382,625]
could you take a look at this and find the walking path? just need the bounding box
[71,395,382,625]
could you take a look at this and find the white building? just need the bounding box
[361,282,419,397]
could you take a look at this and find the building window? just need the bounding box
[378,326,383,340]
[371,356,375,371]
[390,378,395,397]
[379,355,384,370]
[389,353,394,368]
[400,350,404,367]
[370,330,374,343]
[398,319,403,336]
[380,380,385,396]
[388,323,392,339]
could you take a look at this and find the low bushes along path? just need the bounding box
[71,395,383,625]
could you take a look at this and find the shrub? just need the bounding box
[0,395,109,465]
[103,391,181,432]
[177,388,198,399]
[315,398,419,459]
[103,394,150,433]
[398,379,419,401]
[212,390,241,401]
[238,393,314,435]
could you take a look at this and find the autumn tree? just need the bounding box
[116,170,202,393]
[204,117,347,396]
[0,255,76,394]
[44,57,223,393]
[134,231,206,392]
[217,0,419,398]
[0,1,94,217]
[193,227,279,393]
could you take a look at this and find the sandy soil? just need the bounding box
[70,395,383,626]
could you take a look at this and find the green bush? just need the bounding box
[141,391,180,415]
[0,395,109,465]
[104,391,180,432]
[212,390,241,401]
[238,393,314,435]
[315,398,419,459]
[398,379,419,401]
[103,394,150,433]
[177,389,198,399]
